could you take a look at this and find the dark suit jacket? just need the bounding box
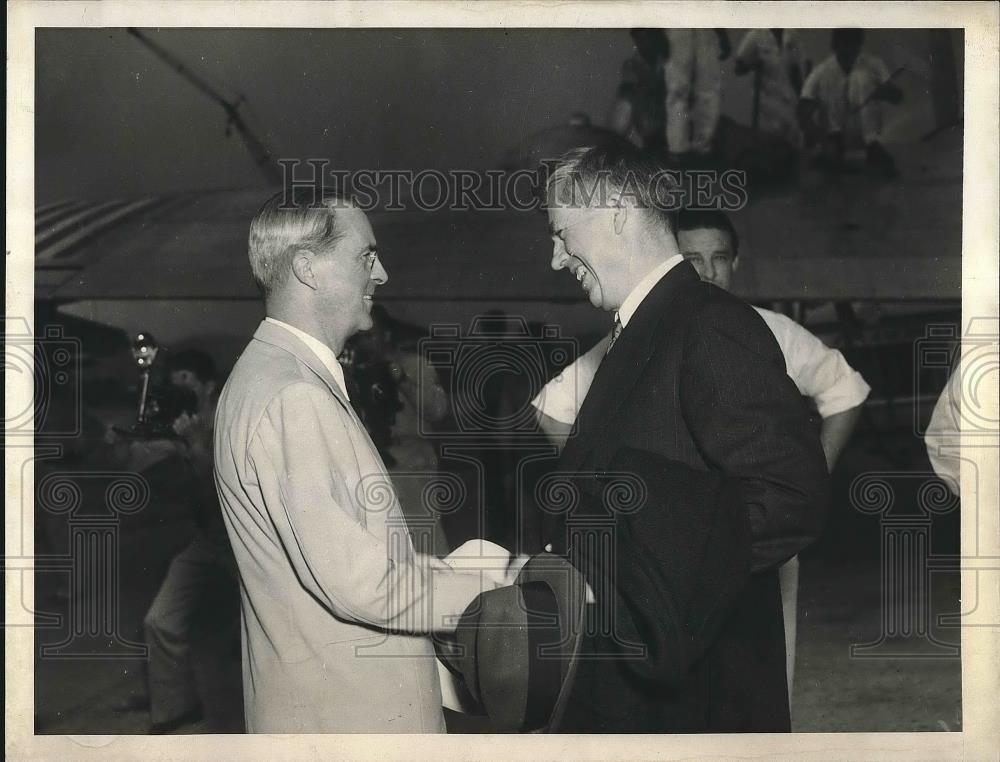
[542,260,830,732]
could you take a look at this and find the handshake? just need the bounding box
[442,539,533,589]
[442,539,594,602]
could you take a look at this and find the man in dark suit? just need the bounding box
[539,142,830,732]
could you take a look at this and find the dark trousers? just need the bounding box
[143,532,236,724]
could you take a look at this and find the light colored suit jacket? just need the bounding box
[214,320,484,733]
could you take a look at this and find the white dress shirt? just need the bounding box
[264,317,350,401]
[530,255,683,421]
[616,254,686,328]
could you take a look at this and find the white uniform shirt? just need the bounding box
[734,29,804,143]
[801,53,890,140]
[532,306,870,424]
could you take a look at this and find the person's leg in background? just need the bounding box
[804,81,848,171]
[664,29,695,155]
[778,554,800,708]
[848,67,897,176]
[848,66,883,145]
[142,535,218,731]
[690,29,722,155]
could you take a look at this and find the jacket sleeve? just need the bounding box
[680,301,831,571]
[248,381,486,633]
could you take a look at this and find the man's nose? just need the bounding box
[551,240,569,271]
[371,257,388,285]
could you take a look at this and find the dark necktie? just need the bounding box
[606,314,623,355]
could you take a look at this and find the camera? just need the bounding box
[419,315,577,438]
[3,318,82,441]
[114,374,200,441]
[114,331,200,440]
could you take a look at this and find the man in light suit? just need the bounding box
[214,190,505,733]
[540,142,830,731]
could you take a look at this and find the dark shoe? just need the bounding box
[148,707,203,735]
[112,694,151,714]
[866,141,899,178]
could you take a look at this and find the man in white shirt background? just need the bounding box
[797,28,904,177]
[663,29,732,159]
[733,28,805,147]
[533,207,870,704]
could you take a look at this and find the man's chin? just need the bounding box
[356,310,374,332]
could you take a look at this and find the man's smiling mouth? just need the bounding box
[571,261,593,290]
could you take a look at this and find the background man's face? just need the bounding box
[312,206,387,338]
[678,227,737,291]
[834,42,862,73]
[632,29,667,62]
[547,200,622,312]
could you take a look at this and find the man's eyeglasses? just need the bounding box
[363,250,380,270]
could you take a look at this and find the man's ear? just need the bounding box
[613,196,629,235]
[290,250,317,290]
[732,255,741,273]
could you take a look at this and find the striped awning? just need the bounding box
[35,195,190,299]
[36,196,179,267]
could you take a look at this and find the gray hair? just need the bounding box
[247,189,350,297]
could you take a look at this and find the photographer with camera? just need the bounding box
[113,349,239,734]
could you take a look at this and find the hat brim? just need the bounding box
[437,553,588,733]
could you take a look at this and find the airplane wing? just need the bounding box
[35,130,962,305]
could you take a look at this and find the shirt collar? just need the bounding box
[264,317,350,401]
[616,254,685,328]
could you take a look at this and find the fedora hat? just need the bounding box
[439,553,588,733]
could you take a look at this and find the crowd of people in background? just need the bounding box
[611,27,904,178]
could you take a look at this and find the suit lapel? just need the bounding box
[252,320,414,544]
[559,261,700,474]
[251,320,355,417]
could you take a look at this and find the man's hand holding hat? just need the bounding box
[443,539,516,591]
